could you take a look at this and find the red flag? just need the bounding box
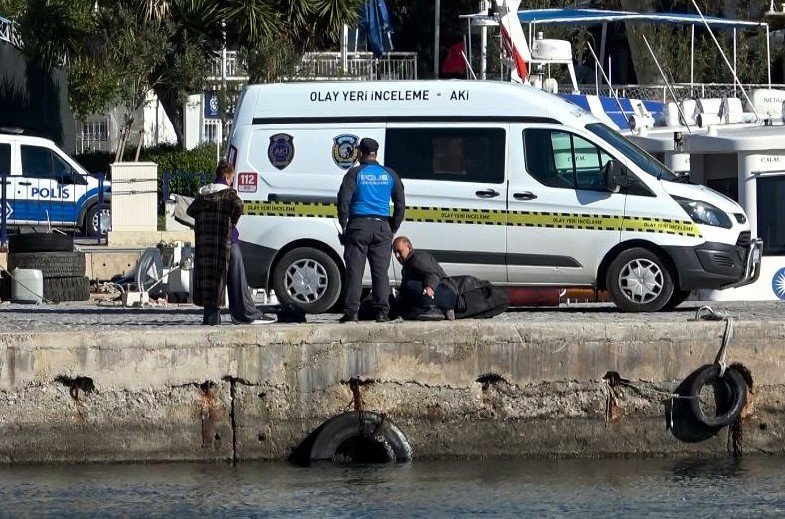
[442,42,467,75]
[500,24,528,79]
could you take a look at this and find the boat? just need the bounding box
[461,2,785,302]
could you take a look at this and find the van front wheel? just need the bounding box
[272,247,342,314]
[606,247,674,312]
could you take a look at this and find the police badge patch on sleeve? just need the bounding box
[332,134,360,169]
[268,134,294,170]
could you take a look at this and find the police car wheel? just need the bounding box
[85,204,111,237]
[606,247,674,312]
[272,248,341,314]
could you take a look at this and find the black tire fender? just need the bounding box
[8,251,86,278]
[8,233,74,253]
[688,364,747,428]
[43,276,90,303]
[309,411,412,463]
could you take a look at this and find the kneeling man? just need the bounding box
[393,236,457,321]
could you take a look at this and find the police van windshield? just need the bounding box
[586,123,678,182]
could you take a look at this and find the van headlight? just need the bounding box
[674,196,732,229]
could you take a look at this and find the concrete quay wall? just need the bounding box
[1,318,784,464]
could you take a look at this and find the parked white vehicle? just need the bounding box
[0,129,110,236]
[225,80,762,312]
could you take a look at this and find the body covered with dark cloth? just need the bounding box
[445,275,510,319]
[186,184,243,307]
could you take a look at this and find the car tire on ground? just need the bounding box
[43,276,90,303]
[0,271,10,302]
[8,233,74,254]
[271,247,341,314]
[84,203,111,237]
[8,251,86,278]
[663,289,691,310]
[606,247,674,312]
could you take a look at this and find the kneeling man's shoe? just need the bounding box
[339,314,359,323]
[415,307,445,321]
[445,309,456,321]
[376,312,390,323]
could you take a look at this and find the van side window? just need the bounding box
[21,145,70,179]
[0,143,10,177]
[523,129,612,191]
[386,128,505,184]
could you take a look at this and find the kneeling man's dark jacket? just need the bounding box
[401,249,446,288]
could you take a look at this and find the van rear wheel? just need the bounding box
[606,247,674,312]
[272,247,341,314]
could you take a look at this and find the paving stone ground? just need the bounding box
[0,298,781,332]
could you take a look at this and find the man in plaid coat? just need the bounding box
[187,160,274,325]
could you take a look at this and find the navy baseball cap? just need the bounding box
[359,137,379,154]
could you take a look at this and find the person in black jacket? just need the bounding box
[337,137,405,323]
[393,236,457,321]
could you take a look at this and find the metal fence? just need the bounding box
[0,170,215,249]
[161,172,213,210]
[1,171,107,249]
[578,83,785,103]
[295,51,418,81]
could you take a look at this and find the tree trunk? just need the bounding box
[153,84,185,148]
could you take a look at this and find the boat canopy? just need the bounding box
[464,8,766,29]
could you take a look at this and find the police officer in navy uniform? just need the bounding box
[337,137,405,323]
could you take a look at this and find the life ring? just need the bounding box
[309,411,412,463]
[688,364,747,428]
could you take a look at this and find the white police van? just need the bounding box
[0,130,110,236]
[225,80,762,313]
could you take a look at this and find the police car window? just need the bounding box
[385,128,505,183]
[0,144,10,177]
[523,129,612,191]
[21,145,58,179]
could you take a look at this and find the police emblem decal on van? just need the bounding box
[332,134,359,169]
[268,134,294,170]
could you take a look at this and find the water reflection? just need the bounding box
[0,458,784,518]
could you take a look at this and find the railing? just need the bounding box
[206,50,419,84]
[207,50,248,81]
[0,16,22,48]
[295,51,418,81]
[202,119,223,146]
[76,118,111,154]
[578,83,785,103]
[160,171,213,214]
[0,171,108,248]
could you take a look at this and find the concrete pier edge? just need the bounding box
[1,316,784,464]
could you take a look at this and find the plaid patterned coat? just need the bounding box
[186,184,243,307]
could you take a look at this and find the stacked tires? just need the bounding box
[7,234,90,303]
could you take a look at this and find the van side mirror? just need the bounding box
[603,160,628,193]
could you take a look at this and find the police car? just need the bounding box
[0,129,110,236]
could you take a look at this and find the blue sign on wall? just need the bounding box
[204,91,220,119]
[773,267,785,301]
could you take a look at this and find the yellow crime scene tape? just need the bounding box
[244,201,702,238]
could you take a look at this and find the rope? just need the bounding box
[605,307,737,431]
[693,306,734,377]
